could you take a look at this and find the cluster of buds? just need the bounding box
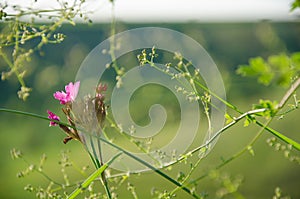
[47,81,107,144]
[95,83,108,128]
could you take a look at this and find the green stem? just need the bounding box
[89,137,112,199]
[170,155,203,196]
[85,143,111,199]
[0,48,25,87]
[105,116,162,166]
[0,108,74,129]
[67,152,122,199]
[109,2,119,74]
[256,120,300,151]
[101,171,112,199]
[6,8,67,17]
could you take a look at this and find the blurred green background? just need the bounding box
[0,22,300,198]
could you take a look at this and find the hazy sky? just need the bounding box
[111,0,299,22]
[5,0,300,22]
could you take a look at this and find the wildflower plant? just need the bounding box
[1,1,300,199]
[47,80,115,198]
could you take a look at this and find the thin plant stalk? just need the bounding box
[67,152,122,199]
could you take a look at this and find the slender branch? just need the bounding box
[170,154,203,196]
[277,77,300,110]
[176,108,266,161]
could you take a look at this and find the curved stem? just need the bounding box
[175,108,267,162]
[277,77,300,109]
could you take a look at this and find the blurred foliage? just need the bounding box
[237,53,300,87]
[0,0,92,100]
[291,0,300,11]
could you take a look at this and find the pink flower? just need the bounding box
[47,110,60,126]
[54,81,80,104]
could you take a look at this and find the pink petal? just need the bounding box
[47,110,60,126]
[70,81,80,101]
[65,81,80,101]
[53,91,68,104]
[53,81,80,105]
[65,82,73,94]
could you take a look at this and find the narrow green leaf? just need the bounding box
[225,113,234,124]
[67,152,121,199]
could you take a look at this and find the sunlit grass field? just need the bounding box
[1,22,300,198]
